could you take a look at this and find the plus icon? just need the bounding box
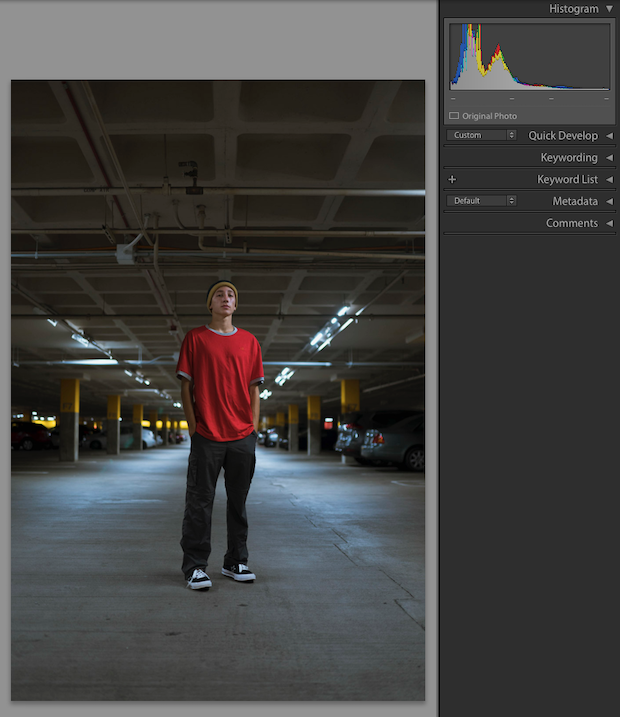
[448,175,457,184]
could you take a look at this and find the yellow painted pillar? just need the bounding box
[288,404,299,453]
[267,415,275,428]
[132,404,144,451]
[275,411,286,448]
[307,395,322,455]
[341,379,360,415]
[60,379,80,462]
[162,413,170,445]
[107,395,121,455]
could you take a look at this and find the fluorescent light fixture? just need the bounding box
[47,318,58,327]
[144,380,150,386]
[330,318,339,325]
[260,390,272,399]
[62,359,119,366]
[337,306,350,317]
[341,318,354,331]
[135,376,144,383]
[317,339,331,352]
[71,333,90,347]
[124,369,133,377]
[310,333,323,346]
[173,402,182,408]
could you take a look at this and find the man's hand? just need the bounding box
[180,378,197,437]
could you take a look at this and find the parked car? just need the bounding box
[263,428,280,447]
[11,421,53,451]
[89,426,157,450]
[296,427,338,451]
[360,413,425,472]
[335,410,422,465]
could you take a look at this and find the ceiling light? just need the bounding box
[260,390,272,400]
[340,318,354,331]
[330,318,339,325]
[337,306,350,317]
[317,339,331,352]
[71,333,90,347]
[144,380,150,386]
[124,369,133,377]
[47,318,58,327]
[310,333,323,346]
[62,359,118,366]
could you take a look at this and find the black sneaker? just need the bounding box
[221,563,256,582]
[187,568,212,590]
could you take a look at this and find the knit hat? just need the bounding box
[206,281,238,311]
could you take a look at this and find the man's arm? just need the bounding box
[249,383,260,432]
[180,377,197,436]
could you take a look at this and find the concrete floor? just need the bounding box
[11,442,425,702]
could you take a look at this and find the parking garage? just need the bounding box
[11,80,425,701]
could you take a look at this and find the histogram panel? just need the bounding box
[449,23,611,91]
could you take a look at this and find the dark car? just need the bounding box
[296,427,338,452]
[335,410,422,465]
[11,421,53,451]
[360,413,425,472]
[263,428,280,447]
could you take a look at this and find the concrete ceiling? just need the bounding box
[11,80,425,423]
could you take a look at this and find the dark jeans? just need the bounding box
[181,430,257,578]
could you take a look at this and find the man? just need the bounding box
[176,280,264,590]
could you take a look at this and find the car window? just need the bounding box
[372,411,417,427]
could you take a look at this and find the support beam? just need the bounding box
[288,404,299,453]
[132,404,143,451]
[107,395,121,455]
[307,395,322,456]
[59,379,80,462]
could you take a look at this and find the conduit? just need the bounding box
[11,249,425,261]
[79,81,153,246]
[11,228,425,238]
[12,187,426,197]
[62,82,130,230]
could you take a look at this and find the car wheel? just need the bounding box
[142,441,147,449]
[90,440,102,450]
[402,446,424,472]
[21,437,35,451]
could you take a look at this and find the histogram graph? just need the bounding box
[449,22,611,91]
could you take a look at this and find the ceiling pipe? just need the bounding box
[80,81,153,246]
[62,82,131,230]
[11,228,425,237]
[363,374,425,393]
[12,249,425,261]
[11,187,426,197]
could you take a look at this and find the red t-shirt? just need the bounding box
[176,326,264,442]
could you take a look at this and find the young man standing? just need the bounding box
[176,281,264,590]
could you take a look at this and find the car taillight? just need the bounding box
[372,433,385,445]
[345,423,362,430]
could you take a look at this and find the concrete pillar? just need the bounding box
[59,379,80,462]
[276,411,286,448]
[107,395,121,455]
[132,404,143,451]
[173,420,178,444]
[341,379,360,465]
[162,414,170,445]
[288,404,299,452]
[307,395,322,456]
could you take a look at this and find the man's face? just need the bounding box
[211,286,236,315]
